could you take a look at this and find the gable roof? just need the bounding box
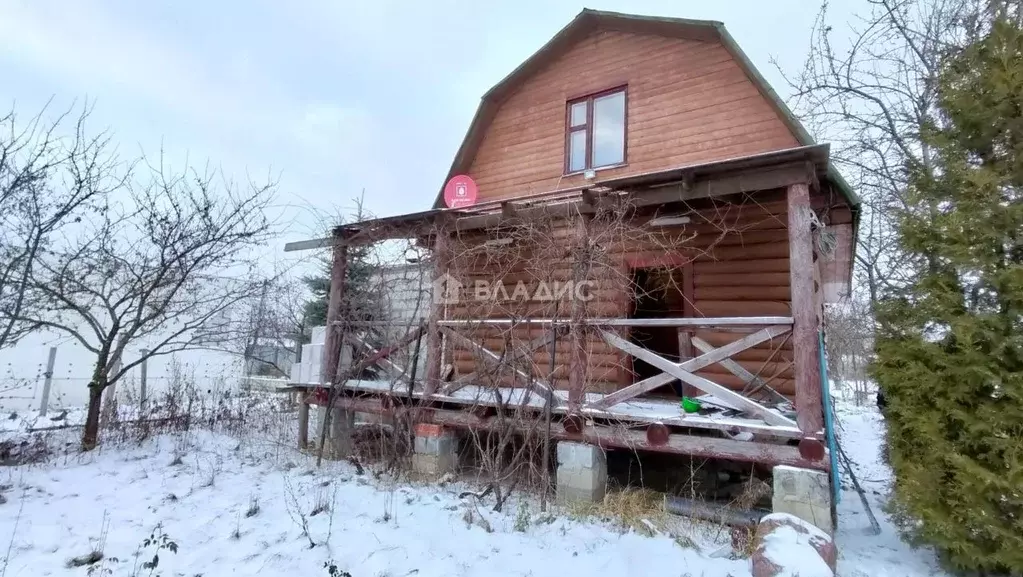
[432,8,858,208]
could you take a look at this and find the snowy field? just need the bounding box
[0,388,949,577]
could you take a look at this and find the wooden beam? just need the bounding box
[629,163,818,208]
[691,336,789,405]
[333,326,425,387]
[440,326,565,405]
[286,381,816,440]
[346,332,409,380]
[590,325,791,409]
[284,237,334,252]
[330,396,825,469]
[424,232,448,395]
[501,201,518,219]
[322,241,348,384]
[787,182,824,434]
[569,214,591,409]
[435,317,793,327]
[600,330,796,427]
[297,391,309,449]
[443,327,563,395]
[680,262,696,397]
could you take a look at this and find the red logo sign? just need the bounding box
[443,174,478,209]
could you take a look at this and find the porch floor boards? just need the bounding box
[285,378,803,439]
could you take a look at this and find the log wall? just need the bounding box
[439,188,853,399]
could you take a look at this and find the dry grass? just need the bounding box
[566,488,667,535]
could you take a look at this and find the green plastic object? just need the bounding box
[681,397,702,413]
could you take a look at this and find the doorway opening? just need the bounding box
[628,267,685,397]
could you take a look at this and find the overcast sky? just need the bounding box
[0,0,859,396]
[0,0,859,242]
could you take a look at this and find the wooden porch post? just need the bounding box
[786,182,824,434]
[425,230,449,395]
[297,390,309,449]
[678,262,697,398]
[569,214,590,408]
[322,239,349,385]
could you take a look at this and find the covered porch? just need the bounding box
[283,143,855,475]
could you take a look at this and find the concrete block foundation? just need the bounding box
[412,423,459,476]
[556,442,607,505]
[772,465,833,533]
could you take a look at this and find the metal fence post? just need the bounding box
[38,346,57,416]
[139,349,149,411]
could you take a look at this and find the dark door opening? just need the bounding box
[629,268,685,397]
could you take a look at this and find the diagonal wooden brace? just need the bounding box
[440,326,565,406]
[590,325,791,409]
[345,331,413,383]
[599,330,796,427]
[690,336,790,405]
[443,326,565,395]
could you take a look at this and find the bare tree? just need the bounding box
[231,275,308,378]
[18,156,277,449]
[0,102,121,349]
[782,0,984,306]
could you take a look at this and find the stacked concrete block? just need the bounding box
[412,424,459,476]
[311,326,326,345]
[299,343,324,384]
[771,465,834,533]
[556,442,607,505]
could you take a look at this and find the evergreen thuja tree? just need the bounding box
[302,241,377,329]
[872,8,1023,573]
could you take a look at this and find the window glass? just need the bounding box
[592,91,625,167]
[570,101,587,127]
[569,130,587,172]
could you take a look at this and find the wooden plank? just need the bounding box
[322,242,348,385]
[630,163,816,209]
[458,27,800,202]
[440,326,565,405]
[284,237,334,252]
[437,316,793,328]
[697,272,791,287]
[695,286,791,301]
[681,263,697,396]
[346,332,408,380]
[600,330,796,427]
[329,396,824,468]
[570,214,590,408]
[695,259,790,275]
[444,328,561,395]
[695,300,791,317]
[590,325,791,409]
[691,336,789,404]
[297,391,309,449]
[787,183,824,434]
[424,232,448,395]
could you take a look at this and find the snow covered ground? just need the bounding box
[0,389,950,577]
[831,395,950,577]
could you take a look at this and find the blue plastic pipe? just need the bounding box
[818,330,841,504]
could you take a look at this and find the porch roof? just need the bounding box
[284,143,851,251]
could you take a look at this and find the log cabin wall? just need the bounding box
[441,185,853,399]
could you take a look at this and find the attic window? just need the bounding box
[565,87,627,173]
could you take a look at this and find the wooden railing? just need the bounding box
[324,316,797,428]
[434,316,795,427]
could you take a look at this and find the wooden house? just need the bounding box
[287,9,858,480]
